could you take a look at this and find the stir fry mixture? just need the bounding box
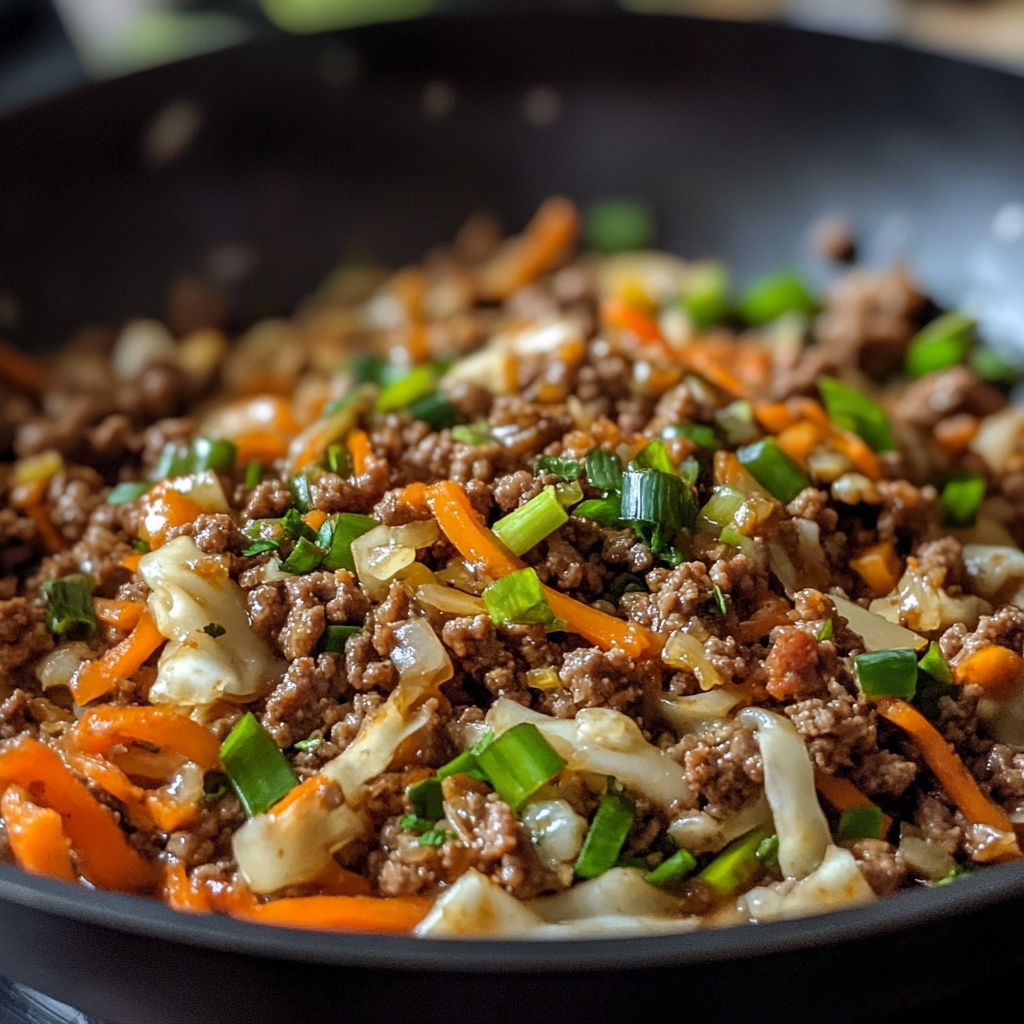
[2,198,1024,937]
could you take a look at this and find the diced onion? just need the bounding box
[351,521,439,600]
[521,799,588,868]
[35,642,92,691]
[963,544,1024,608]
[969,406,1024,474]
[662,631,725,691]
[897,835,955,880]
[529,867,681,923]
[659,687,742,735]
[112,319,176,379]
[415,584,488,617]
[668,793,772,855]
[869,566,990,634]
[526,667,562,692]
[388,618,453,699]
[830,594,926,652]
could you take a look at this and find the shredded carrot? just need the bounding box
[347,429,373,476]
[24,503,65,554]
[934,414,980,457]
[122,553,143,573]
[0,785,77,883]
[875,697,1017,837]
[235,894,431,934]
[391,267,430,363]
[0,735,155,891]
[399,482,430,515]
[74,706,221,771]
[425,480,652,658]
[140,481,203,549]
[601,300,665,346]
[815,770,893,837]
[679,344,753,401]
[71,611,165,705]
[775,420,824,465]
[146,791,202,833]
[954,645,1024,694]
[93,598,145,630]
[732,595,793,646]
[831,429,882,481]
[302,509,329,534]
[754,401,796,435]
[162,862,212,914]
[850,540,903,598]
[61,748,151,830]
[316,862,373,897]
[234,429,289,465]
[0,338,46,395]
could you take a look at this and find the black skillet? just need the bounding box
[2,10,1024,1023]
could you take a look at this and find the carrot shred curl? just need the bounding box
[0,785,77,883]
[815,770,893,837]
[234,894,431,934]
[954,645,1024,694]
[849,540,903,598]
[347,429,373,476]
[93,598,145,630]
[875,697,1017,839]
[0,736,155,891]
[71,610,165,704]
[425,480,653,658]
[162,861,212,915]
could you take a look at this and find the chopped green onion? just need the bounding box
[697,486,745,534]
[437,730,494,783]
[106,481,151,505]
[474,723,565,810]
[970,347,1021,384]
[535,455,581,482]
[736,439,810,504]
[322,513,376,573]
[680,263,730,329]
[191,436,237,473]
[716,400,759,446]
[417,828,451,847]
[738,271,817,326]
[817,618,834,642]
[629,439,676,476]
[281,508,318,542]
[492,486,567,556]
[817,376,897,452]
[281,537,324,574]
[712,584,728,615]
[483,567,562,629]
[919,641,954,686]
[555,481,584,507]
[837,806,884,843]
[219,712,298,817]
[719,526,752,553]
[575,780,636,880]
[42,574,96,639]
[323,624,361,653]
[148,442,190,481]
[679,455,701,486]
[914,641,958,719]
[645,849,697,890]
[242,538,280,557]
[203,770,230,802]
[346,353,396,387]
[585,447,623,494]
[293,737,322,752]
[326,444,349,476]
[407,777,444,823]
[756,833,780,870]
[620,469,696,552]
[698,827,771,895]
[289,472,314,513]
[586,198,655,253]
[617,856,650,870]
[375,364,439,413]
[451,423,491,445]
[854,648,918,699]
[905,312,975,379]
[202,622,226,638]
[941,474,986,529]
[935,863,981,886]
[407,392,461,431]
[661,423,718,450]
[398,813,433,834]
[573,494,622,527]
[134,539,150,554]
[244,460,263,490]
[605,573,646,604]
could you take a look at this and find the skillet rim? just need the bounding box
[3,8,1024,978]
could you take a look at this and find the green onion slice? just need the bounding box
[573,494,622,527]
[970,347,1021,384]
[375,364,439,413]
[716,400,759,446]
[738,270,817,326]
[281,508,318,542]
[106,481,151,505]
[322,513,376,573]
[437,730,494,783]
[629,439,676,475]
[697,486,745,534]
[661,423,718,450]
[323,624,361,653]
[289,472,314,513]
[854,648,918,699]
[451,423,491,445]
[492,486,567,556]
[817,618,834,642]
[407,777,444,823]
[407,392,461,431]
[680,263,730,329]
[918,641,954,686]
[281,536,324,575]
[712,584,728,614]
[817,376,897,452]
[645,849,697,890]
[535,455,581,482]
[585,447,623,494]
[698,827,771,895]
[42,574,97,639]
[914,641,958,719]
[191,436,237,473]
[244,460,263,490]
[837,806,884,843]
[736,439,810,504]
[620,469,696,551]
[220,712,298,817]
[905,311,975,379]
[586,198,655,253]
[941,474,986,529]
[242,538,280,557]
[755,833,780,870]
[326,444,350,476]
[574,780,636,880]
[474,723,565,811]
[483,567,562,629]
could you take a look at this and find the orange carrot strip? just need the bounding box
[163,861,212,914]
[775,420,824,465]
[876,697,1016,835]
[0,736,155,891]
[234,429,289,465]
[754,402,796,435]
[850,540,903,598]
[141,482,203,549]
[602,300,665,345]
[733,595,792,646]
[302,509,329,534]
[934,414,979,457]
[399,482,430,515]
[0,338,46,395]
[815,770,893,837]
[25,504,65,554]
[93,598,145,630]
[146,791,201,833]
[425,480,652,657]
[1,785,77,883]
[74,705,221,771]
[237,895,431,934]
[122,553,143,573]
[347,429,372,476]
[954,645,1024,694]
[61,749,152,830]
[71,611,165,705]
[831,429,882,481]
[679,347,752,400]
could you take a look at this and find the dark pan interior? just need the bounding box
[3,11,1024,1024]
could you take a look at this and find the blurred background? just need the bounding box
[4,0,1024,116]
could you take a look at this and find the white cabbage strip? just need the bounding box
[740,845,875,922]
[521,799,588,869]
[668,793,771,855]
[869,566,989,633]
[830,594,926,652]
[737,707,829,880]
[963,544,1024,609]
[485,699,696,811]
[659,687,742,735]
[140,536,283,707]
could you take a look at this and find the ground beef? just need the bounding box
[670,721,764,818]
[981,743,1024,806]
[621,561,712,634]
[441,614,523,703]
[164,794,247,868]
[888,366,1006,432]
[165,512,242,554]
[851,839,907,897]
[492,470,545,513]
[913,536,966,591]
[785,696,876,773]
[46,467,104,545]
[941,605,1024,665]
[0,508,38,572]
[914,792,963,855]
[556,647,655,713]
[260,653,348,747]
[242,479,294,520]
[0,597,52,678]
[344,630,397,693]
[875,479,937,544]
[311,460,390,514]
[531,534,607,596]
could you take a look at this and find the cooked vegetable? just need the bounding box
[698,828,771,895]
[483,567,561,628]
[42,574,96,638]
[492,485,568,555]
[738,270,817,325]
[854,648,918,699]
[736,439,810,504]
[220,713,298,817]
[817,377,896,452]
[574,781,636,880]
[475,723,565,810]
[645,849,697,890]
[905,311,975,379]
[941,474,987,528]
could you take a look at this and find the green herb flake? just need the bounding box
[106,481,152,505]
[941,474,987,529]
[202,622,226,638]
[245,460,263,490]
[535,455,582,482]
[241,538,280,557]
[293,737,323,752]
[417,828,452,847]
[817,618,834,642]
[905,312,975,379]
[837,806,884,843]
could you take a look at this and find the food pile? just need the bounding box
[2,197,1024,937]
